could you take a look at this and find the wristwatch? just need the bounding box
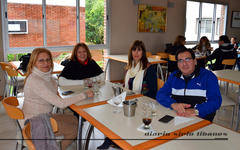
[194,109,199,115]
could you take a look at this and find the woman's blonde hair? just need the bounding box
[70,42,92,61]
[24,48,53,83]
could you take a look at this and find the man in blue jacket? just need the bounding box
[156,48,222,121]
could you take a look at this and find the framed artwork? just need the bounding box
[231,11,240,28]
[138,4,167,32]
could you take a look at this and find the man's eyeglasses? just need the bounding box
[177,57,193,63]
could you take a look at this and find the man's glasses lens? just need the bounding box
[177,58,192,63]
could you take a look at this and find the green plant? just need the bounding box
[96,60,104,68]
[7,53,27,61]
[85,0,104,44]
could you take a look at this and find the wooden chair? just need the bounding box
[168,54,176,61]
[2,96,25,150]
[148,55,161,60]
[22,118,60,150]
[146,52,152,57]
[0,62,24,98]
[221,59,237,92]
[156,52,169,60]
[222,59,236,69]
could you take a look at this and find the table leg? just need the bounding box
[83,124,94,150]
[77,116,84,150]
[104,59,110,73]
[235,87,240,131]
[157,63,164,81]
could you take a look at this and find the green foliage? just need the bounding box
[85,0,104,44]
[7,53,27,61]
[96,60,104,68]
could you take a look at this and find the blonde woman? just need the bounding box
[21,48,93,150]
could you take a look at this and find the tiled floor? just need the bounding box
[0,83,239,150]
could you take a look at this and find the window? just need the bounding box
[185,1,227,42]
[1,0,109,62]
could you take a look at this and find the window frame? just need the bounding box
[1,0,110,61]
[185,0,228,44]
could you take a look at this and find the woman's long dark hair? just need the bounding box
[127,40,148,70]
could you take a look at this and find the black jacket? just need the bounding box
[59,59,103,80]
[207,43,237,70]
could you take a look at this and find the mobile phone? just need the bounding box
[158,115,174,123]
[62,90,74,95]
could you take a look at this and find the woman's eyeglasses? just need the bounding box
[37,58,51,63]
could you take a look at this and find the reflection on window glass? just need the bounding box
[7,0,43,48]
[214,4,226,40]
[185,1,227,42]
[185,1,199,41]
[199,3,213,39]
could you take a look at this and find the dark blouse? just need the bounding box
[59,59,103,80]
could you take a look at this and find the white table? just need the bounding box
[213,70,240,130]
[60,81,142,150]
[80,96,210,150]
[152,123,240,150]
[10,61,64,76]
[59,81,123,106]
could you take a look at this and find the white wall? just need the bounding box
[110,0,185,54]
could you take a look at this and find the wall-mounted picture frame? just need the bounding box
[231,11,240,28]
[138,4,167,32]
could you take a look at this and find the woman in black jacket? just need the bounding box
[58,42,104,86]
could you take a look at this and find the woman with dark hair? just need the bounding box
[124,40,157,99]
[192,36,212,56]
[165,35,186,54]
[192,36,212,68]
[59,42,104,86]
[21,48,93,149]
[97,40,157,149]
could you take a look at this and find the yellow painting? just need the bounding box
[138,4,167,32]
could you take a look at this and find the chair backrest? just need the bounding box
[157,78,165,90]
[146,52,152,57]
[148,55,161,60]
[169,54,176,61]
[156,52,169,59]
[222,59,236,69]
[2,97,24,120]
[0,62,18,77]
[22,118,58,150]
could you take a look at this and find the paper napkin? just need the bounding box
[107,91,127,107]
[174,116,194,126]
[137,124,156,133]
